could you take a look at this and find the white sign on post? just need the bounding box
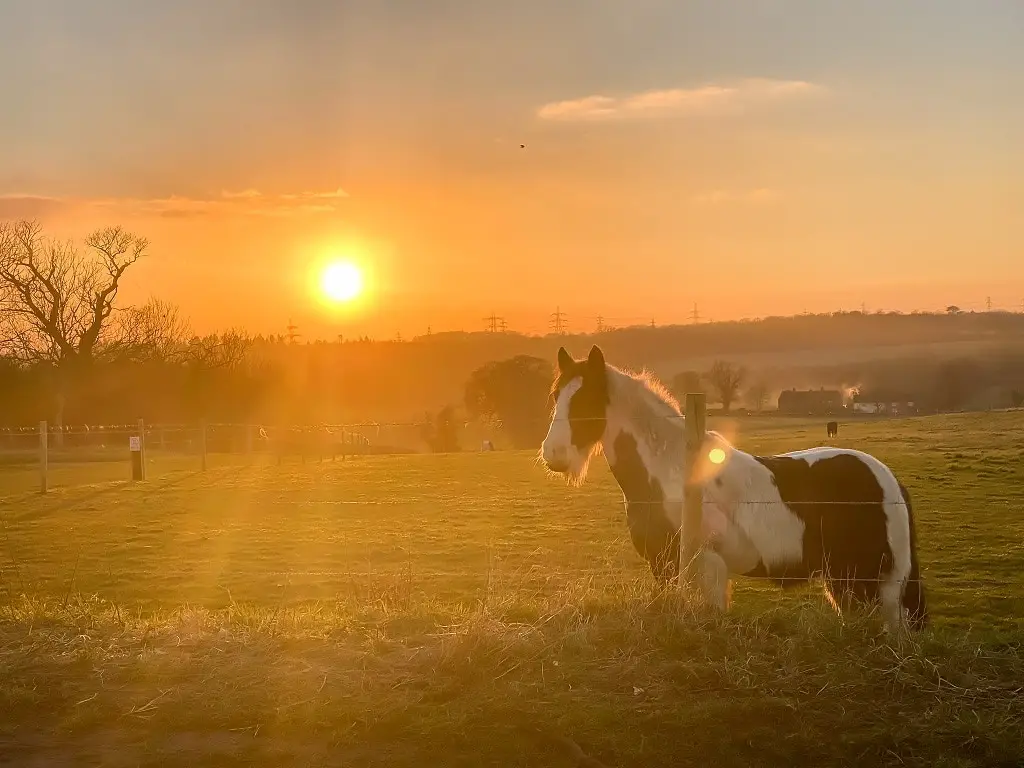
[129,436,141,452]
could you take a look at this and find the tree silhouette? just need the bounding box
[464,355,553,449]
[933,358,983,411]
[0,219,151,438]
[705,360,747,413]
[746,381,769,412]
[420,405,461,453]
[670,370,705,403]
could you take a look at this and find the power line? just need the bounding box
[286,318,301,345]
[596,315,606,334]
[690,303,701,324]
[986,296,993,312]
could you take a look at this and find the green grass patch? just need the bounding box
[1,413,1022,765]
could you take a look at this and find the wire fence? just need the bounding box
[2,399,1019,613]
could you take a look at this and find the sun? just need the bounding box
[320,261,363,302]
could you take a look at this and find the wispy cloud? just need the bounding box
[0,194,68,220]
[536,78,826,122]
[692,188,783,205]
[0,187,350,221]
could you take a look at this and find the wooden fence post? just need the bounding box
[137,418,147,481]
[682,393,707,594]
[39,420,48,494]
[199,420,208,471]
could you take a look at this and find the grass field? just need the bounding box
[1,413,1022,766]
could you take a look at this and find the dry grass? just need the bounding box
[2,584,1022,767]
[1,412,1023,766]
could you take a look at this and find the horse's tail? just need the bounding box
[898,481,928,629]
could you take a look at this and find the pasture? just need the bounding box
[1,412,1022,766]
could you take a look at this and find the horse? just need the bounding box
[539,345,927,633]
[826,421,838,438]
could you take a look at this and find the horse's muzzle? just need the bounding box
[544,458,569,473]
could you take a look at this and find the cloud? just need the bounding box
[0,187,350,222]
[220,188,263,199]
[692,188,782,205]
[0,194,70,220]
[536,78,825,122]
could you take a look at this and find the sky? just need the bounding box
[2,0,1023,339]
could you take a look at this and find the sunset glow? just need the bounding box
[320,261,363,303]
[2,2,1022,341]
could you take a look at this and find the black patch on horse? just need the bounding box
[752,453,893,602]
[609,431,679,583]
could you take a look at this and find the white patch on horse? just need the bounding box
[541,376,583,470]
[700,437,806,569]
[601,367,685,525]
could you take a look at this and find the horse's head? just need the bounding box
[541,344,610,483]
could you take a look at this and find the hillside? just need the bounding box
[316,310,1024,420]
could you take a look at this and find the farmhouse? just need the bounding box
[776,387,844,416]
[851,390,918,416]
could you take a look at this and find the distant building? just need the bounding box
[850,391,919,416]
[777,388,844,416]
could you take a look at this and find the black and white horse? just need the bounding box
[540,345,928,632]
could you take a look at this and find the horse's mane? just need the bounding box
[606,365,684,455]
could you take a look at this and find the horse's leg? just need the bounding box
[699,549,730,611]
[878,574,906,634]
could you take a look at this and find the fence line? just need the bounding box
[7,419,383,495]
[0,409,868,434]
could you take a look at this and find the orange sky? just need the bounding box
[2,1,1023,339]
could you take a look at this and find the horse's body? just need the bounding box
[540,345,927,632]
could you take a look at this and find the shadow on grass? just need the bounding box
[5,469,209,524]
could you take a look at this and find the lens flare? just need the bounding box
[708,447,726,465]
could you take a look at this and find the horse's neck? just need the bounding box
[602,401,685,505]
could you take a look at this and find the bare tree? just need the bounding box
[705,360,747,413]
[0,219,150,436]
[112,297,193,364]
[185,330,250,370]
[670,370,706,402]
[746,381,769,412]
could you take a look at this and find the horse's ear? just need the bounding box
[557,346,573,372]
[587,345,605,369]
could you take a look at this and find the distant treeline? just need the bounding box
[2,311,1024,431]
